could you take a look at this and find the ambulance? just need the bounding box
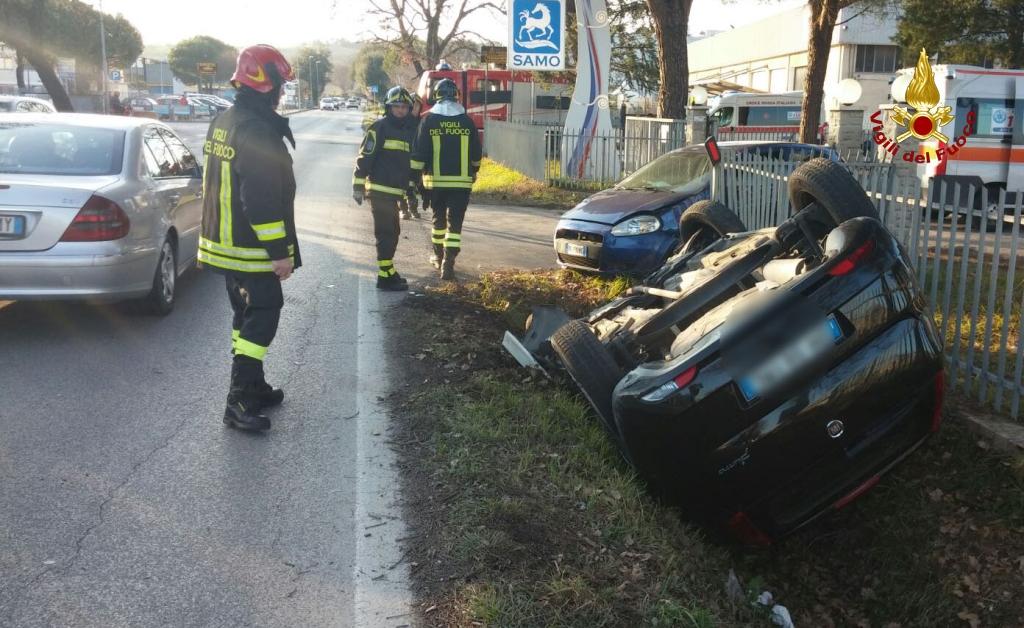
[707,91,805,139]
[909,65,1024,202]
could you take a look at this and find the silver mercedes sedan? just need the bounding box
[0,113,203,314]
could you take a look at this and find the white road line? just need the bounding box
[354,278,413,627]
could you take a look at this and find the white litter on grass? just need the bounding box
[757,591,795,628]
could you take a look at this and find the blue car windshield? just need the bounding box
[617,148,711,193]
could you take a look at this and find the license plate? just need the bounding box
[738,315,844,402]
[0,214,24,237]
[562,242,588,257]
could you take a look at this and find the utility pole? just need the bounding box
[99,0,108,113]
[308,56,315,105]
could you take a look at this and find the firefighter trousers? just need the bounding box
[226,274,283,400]
[429,189,470,254]
[370,194,402,275]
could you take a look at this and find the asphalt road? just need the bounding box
[0,110,429,627]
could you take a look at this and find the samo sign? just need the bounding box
[508,0,565,71]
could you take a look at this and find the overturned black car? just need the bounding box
[505,156,945,543]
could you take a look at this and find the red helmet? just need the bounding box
[231,44,295,93]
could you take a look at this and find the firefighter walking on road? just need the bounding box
[353,86,417,291]
[410,78,482,280]
[199,44,300,432]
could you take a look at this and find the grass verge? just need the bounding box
[387,269,1024,627]
[472,158,589,210]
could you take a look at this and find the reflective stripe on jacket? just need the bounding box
[410,104,482,191]
[199,98,300,275]
[354,115,416,198]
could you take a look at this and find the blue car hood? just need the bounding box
[561,188,688,226]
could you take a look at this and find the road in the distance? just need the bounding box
[0,110,409,627]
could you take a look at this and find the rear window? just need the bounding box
[0,122,125,175]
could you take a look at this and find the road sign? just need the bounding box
[109,69,122,82]
[481,46,508,65]
[197,62,217,76]
[508,0,565,71]
[369,85,378,94]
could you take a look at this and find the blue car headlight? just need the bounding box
[610,215,661,236]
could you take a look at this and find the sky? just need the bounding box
[88,0,806,51]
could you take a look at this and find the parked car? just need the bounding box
[346,98,360,109]
[125,96,158,112]
[554,141,839,275]
[320,97,339,111]
[186,94,230,113]
[507,157,944,543]
[0,96,57,113]
[0,113,204,314]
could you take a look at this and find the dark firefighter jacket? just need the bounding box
[354,114,416,198]
[410,101,482,190]
[199,94,301,275]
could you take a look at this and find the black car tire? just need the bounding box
[140,237,177,316]
[550,320,626,444]
[678,200,746,254]
[788,158,879,227]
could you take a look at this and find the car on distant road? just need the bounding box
[186,93,231,113]
[554,141,840,275]
[0,113,204,314]
[320,97,340,111]
[0,96,57,113]
[346,98,360,109]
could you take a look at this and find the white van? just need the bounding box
[909,65,1024,199]
[707,91,804,139]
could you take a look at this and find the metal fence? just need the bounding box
[483,122,688,190]
[715,152,1024,420]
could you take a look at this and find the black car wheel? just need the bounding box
[787,158,879,240]
[139,237,177,316]
[550,320,627,445]
[678,200,746,254]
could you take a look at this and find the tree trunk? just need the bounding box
[15,51,25,91]
[21,49,74,111]
[646,0,691,119]
[800,0,839,144]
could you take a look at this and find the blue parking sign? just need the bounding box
[509,0,565,71]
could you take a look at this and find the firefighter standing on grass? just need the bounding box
[198,44,299,432]
[353,86,418,290]
[410,78,482,280]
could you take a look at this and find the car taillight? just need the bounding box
[641,366,698,402]
[931,370,945,432]
[726,511,773,546]
[828,239,875,276]
[60,195,130,242]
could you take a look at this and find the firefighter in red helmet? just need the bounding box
[199,44,299,431]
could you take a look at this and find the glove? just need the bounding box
[353,189,364,205]
[407,188,419,213]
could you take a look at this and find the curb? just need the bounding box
[958,406,1024,454]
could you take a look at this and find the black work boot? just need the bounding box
[223,398,271,431]
[429,244,444,269]
[376,273,408,291]
[440,250,458,281]
[254,380,285,408]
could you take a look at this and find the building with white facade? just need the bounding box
[688,4,901,128]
